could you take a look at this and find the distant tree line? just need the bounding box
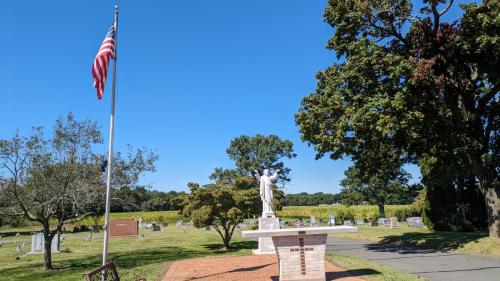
[110,187,183,212]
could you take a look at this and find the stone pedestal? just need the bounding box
[242,226,358,281]
[273,234,327,281]
[252,215,280,255]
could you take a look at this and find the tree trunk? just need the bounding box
[43,233,53,270]
[223,236,231,250]
[378,201,385,218]
[484,186,500,239]
[222,226,231,250]
[471,155,499,238]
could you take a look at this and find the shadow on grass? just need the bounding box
[201,240,257,253]
[270,268,380,281]
[373,231,488,253]
[0,246,205,280]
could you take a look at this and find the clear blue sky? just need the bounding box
[1,0,469,193]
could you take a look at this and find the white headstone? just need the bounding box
[343,220,353,226]
[30,233,60,254]
[52,233,60,252]
[388,217,400,228]
[31,233,44,253]
[328,215,336,226]
[407,217,425,228]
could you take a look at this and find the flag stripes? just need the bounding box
[92,24,116,99]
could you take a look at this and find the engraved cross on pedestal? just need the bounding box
[289,236,314,275]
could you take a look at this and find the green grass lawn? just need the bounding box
[0,227,254,281]
[330,223,500,256]
[0,225,427,281]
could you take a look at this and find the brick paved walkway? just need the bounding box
[162,254,365,281]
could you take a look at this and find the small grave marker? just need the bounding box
[328,215,336,226]
[29,233,60,254]
[355,219,365,225]
[407,217,425,228]
[343,220,353,226]
[387,217,400,228]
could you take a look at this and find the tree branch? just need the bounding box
[479,84,499,111]
[439,0,454,16]
[431,1,440,34]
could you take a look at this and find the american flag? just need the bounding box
[92,24,116,100]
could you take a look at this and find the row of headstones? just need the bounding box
[165,216,425,232]
[0,233,60,254]
[279,216,425,228]
[138,218,168,231]
[376,217,425,228]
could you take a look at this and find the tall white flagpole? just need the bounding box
[102,4,119,267]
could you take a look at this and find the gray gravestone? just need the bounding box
[377,217,388,225]
[30,233,60,254]
[407,217,425,228]
[355,219,365,225]
[328,215,336,226]
[30,233,44,253]
[343,220,353,226]
[388,217,400,228]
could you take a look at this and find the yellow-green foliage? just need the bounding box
[78,211,182,226]
[277,205,414,222]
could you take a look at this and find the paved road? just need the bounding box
[327,237,500,281]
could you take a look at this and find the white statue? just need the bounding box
[254,169,280,216]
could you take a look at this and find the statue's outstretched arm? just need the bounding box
[254,170,261,181]
[270,169,280,181]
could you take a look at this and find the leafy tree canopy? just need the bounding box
[178,180,260,249]
[212,134,296,184]
[296,0,499,237]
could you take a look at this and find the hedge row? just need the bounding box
[277,205,416,222]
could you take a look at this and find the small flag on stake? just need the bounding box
[91,24,116,99]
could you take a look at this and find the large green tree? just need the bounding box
[296,0,499,237]
[179,179,260,249]
[212,134,296,184]
[0,114,160,269]
[0,114,104,270]
[339,165,416,217]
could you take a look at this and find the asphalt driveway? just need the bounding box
[327,237,500,281]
